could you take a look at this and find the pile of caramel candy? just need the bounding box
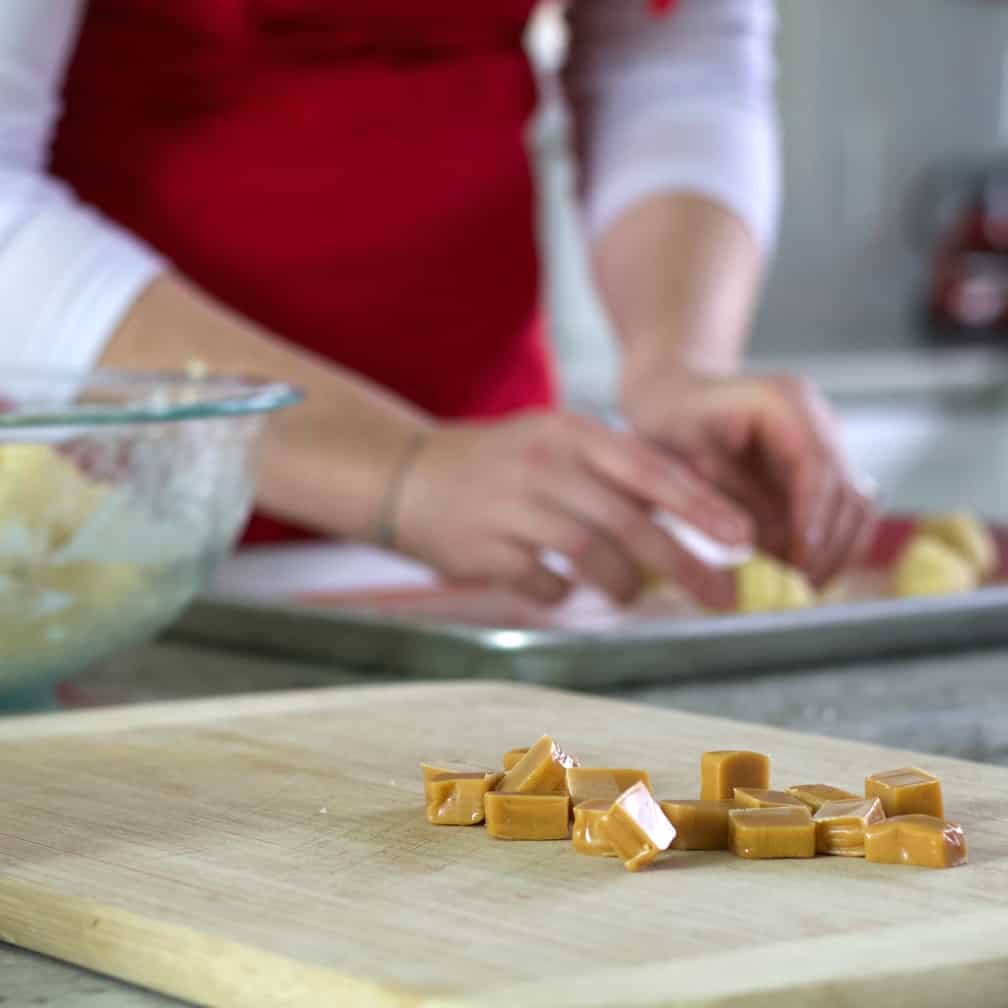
[422,741,967,872]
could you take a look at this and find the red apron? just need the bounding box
[50,0,549,543]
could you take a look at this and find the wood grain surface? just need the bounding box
[1,682,1006,1008]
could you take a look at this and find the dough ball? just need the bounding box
[778,567,816,609]
[891,534,977,599]
[0,560,145,666]
[737,554,815,613]
[0,444,109,560]
[37,561,143,604]
[918,513,996,579]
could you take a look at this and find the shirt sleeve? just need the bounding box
[564,0,780,250]
[0,0,165,370]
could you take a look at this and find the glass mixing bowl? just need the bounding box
[0,369,299,710]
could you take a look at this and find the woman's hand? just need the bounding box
[394,410,753,607]
[621,368,876,586]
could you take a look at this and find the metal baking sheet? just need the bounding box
[168,516,1008,688]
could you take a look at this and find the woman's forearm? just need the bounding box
[593,192,764,381]
[101,272,432,538]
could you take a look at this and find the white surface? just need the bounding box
[210,543,436,600]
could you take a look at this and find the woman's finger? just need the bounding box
[481,540,573,605]
[831,488,877,576]
[536,460,740,608]
[735,379,846,565]
[535,464,692,582]
[851,494,880,565]
[510,559,572,606]
[569,417,753,547]
[808,479,878,586]
[801,468,848,585]
[665,539,737,611]
[506,497,644,603]
[785,445,837,572]
[684,446,789,558]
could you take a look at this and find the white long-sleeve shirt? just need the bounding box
[0,0,778,369]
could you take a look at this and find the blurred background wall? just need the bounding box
[530,0,1008,403]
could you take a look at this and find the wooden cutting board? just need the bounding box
[1,682,1006,1008]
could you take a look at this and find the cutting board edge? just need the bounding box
[7,873,1008,1008]
[0,876,423,1008]
[429,906,1008,1008]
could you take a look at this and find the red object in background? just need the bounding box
[50,0,552,544]
[928,163,1008,335]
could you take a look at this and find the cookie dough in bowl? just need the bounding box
[0,370,298,709]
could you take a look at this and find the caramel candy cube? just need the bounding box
[421,761,491,802]
[865,767,944,818]
[700,750,770,801]
[865,815,967,869]
[659,799,739,851]
[733,788,807,810]
[484,792,570,840]
[572,799,616,857]
[787,784,858,812]
[502,747,529,771]
[497,735,579,795]
[599,782,676,872]
[566,767,653,808]
[812,797,885,856]
[730,806,815,859]
[425,772,503,826]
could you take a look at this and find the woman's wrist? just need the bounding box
[257,398,435,542]
[622,342,741,388]
[369,429,430,549]
[619,347,738,417]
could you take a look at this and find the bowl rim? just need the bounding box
[0,368,302,428]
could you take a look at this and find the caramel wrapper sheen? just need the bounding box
[700,751,770,801]
[572,800,617,857]
[484,792,570,840]
[425,772,503,826]
[566,767,652,808]
[730,806,815,859]
[502,748,529,771]
[864,815,968,869]
[497,735,579,795]
[812,797,885,856]
[660,800,739,851]
[787,784,858,812]
[865,767,944,818]
[600,782,676,872]
[733,788,807,810]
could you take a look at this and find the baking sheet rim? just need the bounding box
[183,583,1008,653]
